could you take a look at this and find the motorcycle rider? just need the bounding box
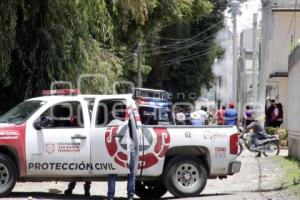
[245,119,267,157]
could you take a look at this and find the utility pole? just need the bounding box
[238,31,245,119]
[258,0,272,106]
[252,13,258,104]
[137,42,142,88]
[229,0,241,106]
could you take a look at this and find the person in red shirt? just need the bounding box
[217,105,226,125]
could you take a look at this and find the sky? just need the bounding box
[225,0,262,33]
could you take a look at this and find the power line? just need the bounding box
[146,31,220,55]
[293,0,298,50]
[280,3,296,48]
[148,20,223,51]
[161,46,216,64]
[161,48,217,66]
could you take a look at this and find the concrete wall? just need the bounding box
[270,12,300,74]
[273,0,300,9]
[288,46,300,160]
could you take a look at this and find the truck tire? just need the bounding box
[0,153,17,197]
[163,156,208,198]
[135,180,167,199]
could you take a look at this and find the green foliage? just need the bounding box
[265,126,278,135]
[0,0,18,85]
[0,0,226,113]
[144,0,226,102]
[273,156,300,197]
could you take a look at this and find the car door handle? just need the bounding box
[71,134,87,140]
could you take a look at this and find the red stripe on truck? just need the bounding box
[0,124,27,176]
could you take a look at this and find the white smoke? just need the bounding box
[213,0,261,106]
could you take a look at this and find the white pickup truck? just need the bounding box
[0,91,241,198]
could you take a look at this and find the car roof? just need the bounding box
[27,94,133,102]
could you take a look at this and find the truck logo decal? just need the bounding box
[215,147,227,158]
[105,126,170,169]
[45,143,55,154]
[58,143,80,153]
[203,131,213,139]
[0,130,19,140]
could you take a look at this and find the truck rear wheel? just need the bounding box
[163,156,207,198]
[0,153,17,197]
[135,180,167,199]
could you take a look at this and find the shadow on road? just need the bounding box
[8,192,233,199]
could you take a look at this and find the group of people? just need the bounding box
[216,103,238,126]
[266,99,283,128]
[175,106,209,125]
[175,103,239,126]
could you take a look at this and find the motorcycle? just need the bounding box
[237,126,280,156]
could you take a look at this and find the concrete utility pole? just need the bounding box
[238,32,245,119]
[252,13,258,104]
[258,0,272,107]
[229,0,241,106]
[137,42,143,88]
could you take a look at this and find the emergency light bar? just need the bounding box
[133,88,169,100]
[137,98,170,107]
[42,89,81,96]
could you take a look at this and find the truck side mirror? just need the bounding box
[34,121,42,131]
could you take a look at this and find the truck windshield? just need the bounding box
[0,100,45,125]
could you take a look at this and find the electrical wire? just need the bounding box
[162,48,217,66]
[161,46,216,64]
[146,31,220,56]
[293,0,298,50]
[147,20,223,51]
[280,6,296,48]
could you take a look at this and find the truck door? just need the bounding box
[90,98,133,176]
[26,99,91,176]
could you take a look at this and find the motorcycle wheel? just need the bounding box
[263,141,280,156]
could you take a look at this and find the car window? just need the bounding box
[0,100,45,125]
[36,101,84,128]
[95,99,127,127]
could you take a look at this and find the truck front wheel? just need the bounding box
[0,153,17,197]
[135,180,167,199]
[163,156,208,198]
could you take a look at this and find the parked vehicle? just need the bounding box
[0,89,241,198]
[237,126,280,156]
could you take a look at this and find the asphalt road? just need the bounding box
[3,149,298,200]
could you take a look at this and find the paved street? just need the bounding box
[4,149,297,200]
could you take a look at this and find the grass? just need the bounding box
[273,156,300,197]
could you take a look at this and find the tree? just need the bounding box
[143,0,227,102]
[0,0,224,113]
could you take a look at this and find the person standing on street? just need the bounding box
[224,103,238,125]
[266,99,275,126]
[217,105,226,125]
[107,119,138,200]
[243,105,254,126]
[64,181,91,196]
[275,103,283,128]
